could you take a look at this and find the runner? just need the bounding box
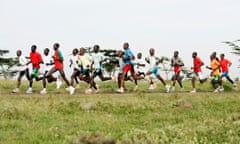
[219,53,237,88]
[78,47,97,94]
[69,48,80,88]
[117,42,143,93]
[90,45,115,93]
[171,51,184,92]
[26,45,43,94]
[134,52,146,77]
[206,52,224,92]
[12,50,30,93]
[190,52,208,93]
[46,43,75,95]
[145,48,170,92]
[40,48,55,94]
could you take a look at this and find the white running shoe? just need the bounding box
[165,85,170,93]
[26,88,32,94]
[68,86,75,95]
[12,88,19,93]
[214,87,220,93]
[190,89,196,93]
[85,88,92,94]
[148,84,155,90]
[134,85,139,92]
[116,87,124,93]
[219,87,224,92]
[56,79,62,89]
[40,89,47,94]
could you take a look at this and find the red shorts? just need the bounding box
[174,66,181,74]
[123,64,134,74]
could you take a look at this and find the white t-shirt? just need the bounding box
[171,56,183,66]
[70,55,80,69]
[42,54,53,71]
[78,53,92,69]
[92,52,104,69]
[147,56,160,69]
[134,58,145,73]
[18,55,28,71]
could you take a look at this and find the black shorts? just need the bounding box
[19,69,30,80]
[73,68,81,76]
[137,72,145,77]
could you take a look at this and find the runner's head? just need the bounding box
[174,51,179,58]
[137,52,142,59]
[118,50,124,57]
[93,45,100,53]
[220,53,225,60]
[123,42,129,50]
[192,52,197,58]
[44,48,49,56]
[72,48,78,56]
[31,45,37,53]
[79,47,85,55]
[16,50,22,57]
[212,51,217,57]
[149,48,155,56]
[53,43,60,50]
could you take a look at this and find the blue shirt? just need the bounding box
[124,48,134,64]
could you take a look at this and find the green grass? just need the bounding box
[0,80,240,144]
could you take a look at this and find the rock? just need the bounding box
[176,101,193,109]
[80,102,96,110]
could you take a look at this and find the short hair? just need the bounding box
[44,48,49,52]
[31,45,37,50]
[17,50,22,54]
[54,43,60,48]
[74,48,79,53]
[192,52,197,56]
[93,45,100,49]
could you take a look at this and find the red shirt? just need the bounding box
[30,52,42,69]
[219,59,231,72]
[54,49,64,69]
[193,57,203,73]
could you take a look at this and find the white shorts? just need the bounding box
[192,72,204,80]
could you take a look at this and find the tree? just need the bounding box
[0,49,18,79]
[100,49,118,76]
[85,47,118,76]
[223,40,240,55]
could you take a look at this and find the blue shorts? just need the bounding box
[149,68,159,75]
[222,72,229,77]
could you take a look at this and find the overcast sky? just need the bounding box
[1,0,240,78]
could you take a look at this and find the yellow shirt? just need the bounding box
[78,54,92,69]
[211,59,220,76]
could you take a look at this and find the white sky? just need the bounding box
[1,0,240,78]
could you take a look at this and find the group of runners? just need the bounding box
[12,42,237,95]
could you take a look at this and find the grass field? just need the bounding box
[0,80,240,144]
